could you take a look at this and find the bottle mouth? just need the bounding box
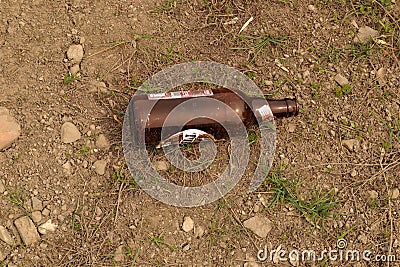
[284,98,299,117]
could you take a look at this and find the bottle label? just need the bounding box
[147,89,213,100]
[256,104,274,121]
[157,129,216,148]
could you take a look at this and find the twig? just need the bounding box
[86,42,126,59]
[114,182,124,225]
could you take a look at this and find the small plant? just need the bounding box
[76,143,90,156]
[12,152,23,163]
[148,232,177,251]
[334,84,352,97]
[71,207,82,231]
[63,73,79,85]
[247,129,258,144]
[266,168,339,228]
[8,190,25,206]
[231,34,287,62]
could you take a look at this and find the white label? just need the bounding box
[157,129,215,148]
[180,129,208,144]
[257,104,274,121]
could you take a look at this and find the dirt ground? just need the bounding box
[1,0,400,266]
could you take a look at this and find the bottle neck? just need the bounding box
[250,96,299,119]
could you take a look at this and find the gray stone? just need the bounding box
[96,134,110,149]
[88,80,108,93]
[154,161,169,171]
[194,225,205,238]
[182,216,194,233]
[376,67,387,85]
[31,196,43,211]
[42,208,50,217]
[390,188,399,199]
[342,139,359,152]
[14,216,40,246]
[93,160,107,175]
[66,44,84,64]
[31,211,42,223]
[62,161,72,175]
[61,122,81,143]
[334,74,349,86]
[0,107,21,150]
[243,215,273,238]
[0,225,14,246]
[70,64,80,75]
[38,220,57,235]
[288,123,296,133]
[354,26,379,44]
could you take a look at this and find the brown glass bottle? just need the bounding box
[131,88,298,146]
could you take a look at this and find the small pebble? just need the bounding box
[182,216,194,233]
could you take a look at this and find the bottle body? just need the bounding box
[130,88,298,146]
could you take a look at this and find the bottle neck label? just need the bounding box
[256,104,274,121]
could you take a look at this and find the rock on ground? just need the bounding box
[194,225,205,238]
[0,225,14,246]
[354,26,378,44]
[182,216,194,233]
[31,196,43,211]
[154,160,169,171]
[66,44,84,64]
[93,160,107,175]
[342,139,359,152]
[376,67,387,85]
[70,64,80,76]
[391,188,399,199]
[89,80,108,93]
[0,107,21,150]
[38,220,58,235]
[243,215,273,238]
[61,122,81,143]
[31,211,43,223]
[334,74,349,86]
[96,134,110,149]
[14,216,40,246]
